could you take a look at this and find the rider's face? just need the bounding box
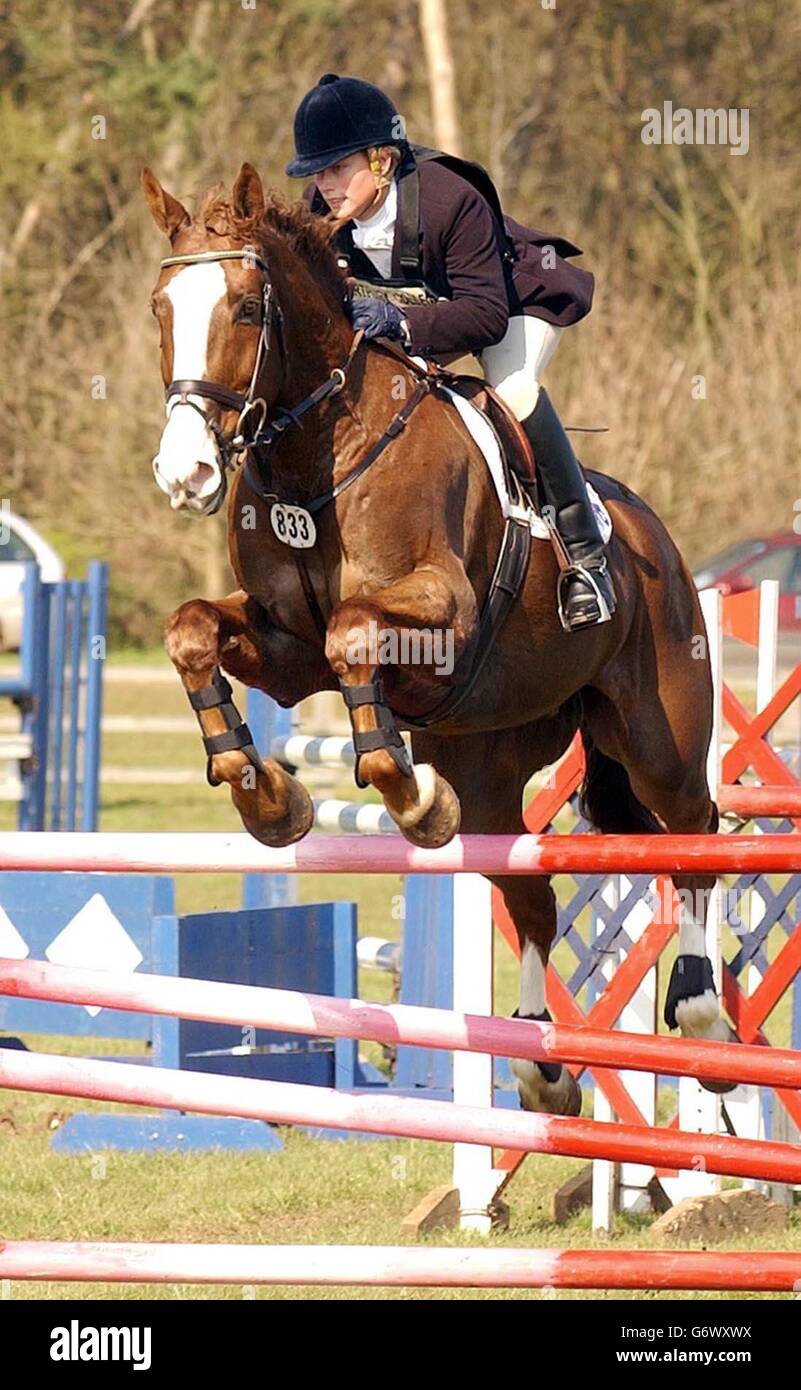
[316,151,383,221]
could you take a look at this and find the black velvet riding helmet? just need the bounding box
[286,73,410,178]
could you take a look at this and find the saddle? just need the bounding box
[434,370,539,497]
[346,281,539,503]
[371,339,539,505]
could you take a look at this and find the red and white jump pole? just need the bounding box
[0,830,800,874]
[1,1240,798,1290]
[1,955,799,1093]
[718,785,801,818]
[2,1048,801,1184]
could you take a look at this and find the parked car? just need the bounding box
[0,511,65,651]
[692,533,801,630]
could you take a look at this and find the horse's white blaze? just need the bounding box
[152,262,227,509]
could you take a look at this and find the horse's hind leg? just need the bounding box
[582,672,737,1089]
[165,591,327,847]
[413,717,582,1116]
[638,784,732,1049]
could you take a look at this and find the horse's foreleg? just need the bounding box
[325,568,472,848]
[165,592,323,846]
[583,664,738,1091]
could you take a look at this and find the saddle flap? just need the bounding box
[433,371,538,498]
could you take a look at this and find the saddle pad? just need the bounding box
[439,385,613,544]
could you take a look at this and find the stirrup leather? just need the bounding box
[556,556,615,632]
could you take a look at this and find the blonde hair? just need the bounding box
[366,144,402,191]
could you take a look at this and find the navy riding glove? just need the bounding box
[349,297,409,343]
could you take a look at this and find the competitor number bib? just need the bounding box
[270,502,317,549]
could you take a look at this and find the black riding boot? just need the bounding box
[520,388,617,632]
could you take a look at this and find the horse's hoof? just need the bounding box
[699,1074,738,1095]
[241,778,314,848]
[512,1060,582,1116]
[675,995,740,1094]
[391,765,461,848]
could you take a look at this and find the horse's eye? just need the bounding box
[238,296,261,321]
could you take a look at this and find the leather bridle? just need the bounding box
[158,246,361,513]
[160,249,280,487]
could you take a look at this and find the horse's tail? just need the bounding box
[578,726,663,835]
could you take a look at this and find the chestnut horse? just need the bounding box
[143,163,734,1116]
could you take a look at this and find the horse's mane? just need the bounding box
[196,184,346,302]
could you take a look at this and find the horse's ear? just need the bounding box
[232,163,265,222]
[141,168,191,239]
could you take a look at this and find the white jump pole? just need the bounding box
[451,873,505,1232]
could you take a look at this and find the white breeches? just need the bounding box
[480,316,563,421]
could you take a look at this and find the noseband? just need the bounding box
[159,246,360,512]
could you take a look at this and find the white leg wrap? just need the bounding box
[675,892,723,1036]
[510,942,582,1113]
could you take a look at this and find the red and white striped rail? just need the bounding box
[0,830,800,874]
[2,1048,801,1183]
[1,1240,798,1290]
[2,956,799,1093]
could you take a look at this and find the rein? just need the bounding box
[242,373,431,514]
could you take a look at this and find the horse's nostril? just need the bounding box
[191,462,216,491]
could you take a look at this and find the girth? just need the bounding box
[401,500,531,730]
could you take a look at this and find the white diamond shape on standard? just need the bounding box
[46,895,144,1016]
[0,905,29,960]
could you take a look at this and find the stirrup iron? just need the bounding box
[556,557,614,632]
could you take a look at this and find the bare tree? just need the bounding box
[418,0,462,154]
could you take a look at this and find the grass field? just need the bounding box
[1,654,799,1300]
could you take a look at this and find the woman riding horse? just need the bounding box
[287,72,617,633]
[143,151,736,1116]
